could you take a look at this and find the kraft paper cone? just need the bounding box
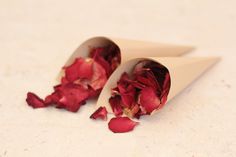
[96,57,220,113]
[63,36,194,66]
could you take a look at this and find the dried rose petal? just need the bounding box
[56,83,90,112]
[89,45,121,76]
[119,85,136,108]
[64,58,93,82]
[90,106,108,120]
[91,48,111,77]
[109,96,123,117]
[26,92,47,108]
[90,61,107,90]
[116,73,136,108]
[139,87,160,114]
[108,117,139,133]
[44,91,60,105]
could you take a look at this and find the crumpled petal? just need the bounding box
[90,106,108,120]
[117,73,136,108]
[55,83,90,112]
[44,91,61,105]
[108,117,139,133]
[139,87,160,114]
[109,96,123,117]
[90,61,107,90]
[26,92,47,108]
[64,58,93,82]
[89,45,121,76]
[90,47,112,77]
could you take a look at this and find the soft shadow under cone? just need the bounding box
[96,57,220,113]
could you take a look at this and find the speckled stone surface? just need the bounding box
[0,0,235,156]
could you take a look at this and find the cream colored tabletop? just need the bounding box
[0,0,235,157]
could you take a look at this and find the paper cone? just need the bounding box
[96,57,220,113]
[63,36,194,66]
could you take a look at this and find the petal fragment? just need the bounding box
[26,92,47,108]
[90,106,108,120]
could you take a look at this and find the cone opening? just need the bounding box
[107,59,171,119]
[65,37,121,70]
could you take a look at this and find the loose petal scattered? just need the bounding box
[90,106,108,120]
[26,92,47,108]
[108,117,139,133]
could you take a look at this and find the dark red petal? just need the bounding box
[109,96,123,117]
[44,91,61,105]
[89,47,104,58]
[89,45,121,74]
[64,58,93,82]
[56,83,89,112]
[92,51,112,77]
[61,77,69,85]
[139,87,160,114]
[118,84,136,108]
[111,87,120,96]
[108,117,139,133]
[87,86,101,98]
[90,106,108,120]
[26,92,47,108]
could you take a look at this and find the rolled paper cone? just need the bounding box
[96,57,220,113]
[58,36,194,80]
[64,36,194,66]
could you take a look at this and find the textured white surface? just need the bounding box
[0,0,236,157]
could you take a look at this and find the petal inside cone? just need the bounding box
[108,60,171,118]
[139,87,160,114]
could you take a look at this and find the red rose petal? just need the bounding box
[57,84,89,112]
[116,73,136,108]
[108,117,139,133]
[109,96,123,117]
[91,48,112,77]
[64,58,93,82]
[44,91,61,105]
[119,85,136,108]
[26,92,47,108]
[90,61,107,90]
[90,106,108,120]
[139,87,160,114]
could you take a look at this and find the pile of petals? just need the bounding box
[26,45,121,112]
[90,60,171,133]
